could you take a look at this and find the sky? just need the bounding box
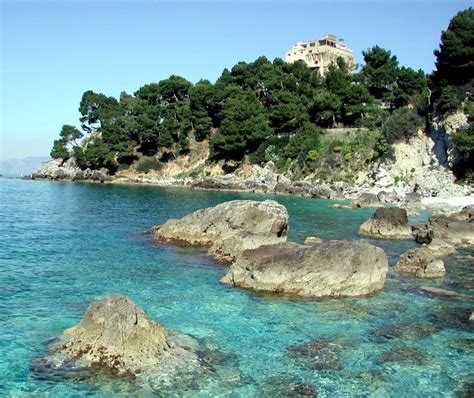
[0,0,472,161]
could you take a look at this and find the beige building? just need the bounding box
[285,34,355,75]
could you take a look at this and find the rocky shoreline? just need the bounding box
[28,158,474,211]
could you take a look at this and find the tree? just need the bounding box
[210,92,271,160]
[433,7,474,87]
[309,92,341,127]
[50,139,69,159]
[361,46,399,99]
[59,124,83,146]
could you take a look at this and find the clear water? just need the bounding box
[0,179,472,397]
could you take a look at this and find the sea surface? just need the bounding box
[0,178,472,397]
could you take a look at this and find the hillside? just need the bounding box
[44,8,473,196]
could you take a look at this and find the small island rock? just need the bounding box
[153,200,289,262]
[221,240,388,298]
[358,207,413,240]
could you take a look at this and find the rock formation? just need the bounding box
[32,295,241,390]
[56,295,168,375]
[394,247,446,278]
[350,193,383,208]
[153,200,289,262]
[358,207,413,240]
[221,240,388,298]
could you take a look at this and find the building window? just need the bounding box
[310,42,315,47]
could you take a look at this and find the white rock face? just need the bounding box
[221,240,388,298]
[374,129,467,198]
[153,200,289,262]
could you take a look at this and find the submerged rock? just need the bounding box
[378,347,428,365]
[419,286,472,300]
[394,247,446,278]
[32,295,241,389]
[259,375,317,397]
[358,207,413,240]
[153,200,289,262]
[221,240,388,298]
[287,337,346,371]
[369,323,440,342]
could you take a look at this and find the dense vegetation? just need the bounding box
[51,7,473,180]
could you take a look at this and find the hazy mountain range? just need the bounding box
[0,156,50,177]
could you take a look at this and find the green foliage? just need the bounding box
[361,46,399,100]
[59,125,83,145]
[435,85,463,115]
[210,91,270,160]
[136,157,162,173]
[50,139,69,159]
[433,7,474,87]
[373,135,395,161]
[284,123,323,165]
[453,123,474,155]
[382,107,424,144]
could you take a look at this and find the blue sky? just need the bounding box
[0,0,471,161]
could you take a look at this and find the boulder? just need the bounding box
[32,295,241,389]
[394,247,446,278]
[429,214,474,246]
[358,207,413,240]
[304,236,323,245]
[221,240,388,298]
[56,295,167,375]
[351,193,383,208]
[153,200,289,262]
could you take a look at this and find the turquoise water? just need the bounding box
[0,178,472,397]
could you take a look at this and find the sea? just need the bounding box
[0,178,472,397]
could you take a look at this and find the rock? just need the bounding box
[370,323,440,342]
[394,247,446,278]
[259,375,317,397]
[55,295,167,375]
[351,193,383,208]
[221,240,388,298]
[153,200,289,262]
[429,213,474,247]
[419,286,472,300]
[378,347,428,365]
[414,227,434,244]
[287,337,346,371]
[304,236,323,245]
[32,295,242,390]
[358,207,413,240]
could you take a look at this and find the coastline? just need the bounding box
[24,171,474,211]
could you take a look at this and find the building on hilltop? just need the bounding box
[284,34,355,75]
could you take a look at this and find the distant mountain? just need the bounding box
[0,156,50,177]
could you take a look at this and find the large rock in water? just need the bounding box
[221,240,388,298]
[394,247,446,278]
[358,207,413,240]
[153,200,289,262]
[32,295,242,390]
[57,295,167,375]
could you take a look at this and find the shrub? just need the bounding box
[136,157,161,173]
[382,107,424,144]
